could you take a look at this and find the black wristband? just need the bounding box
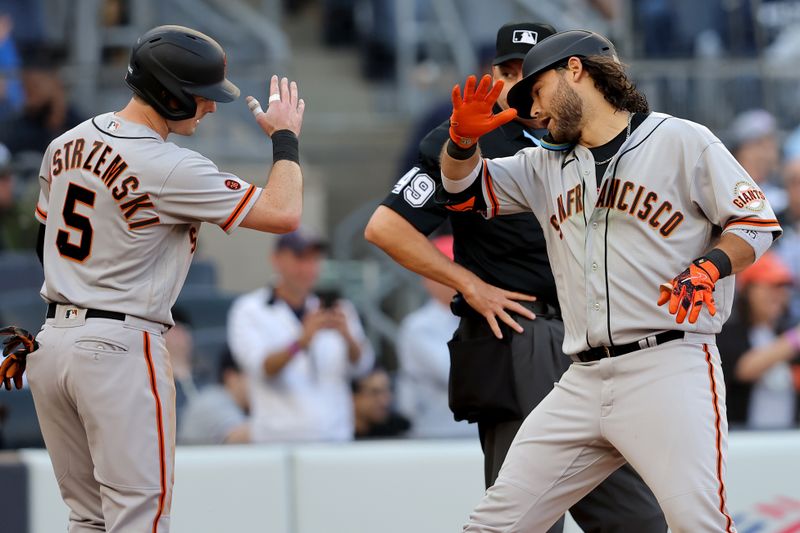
[702,248,733,279]
[272,129,299,164]
[446,139,477,160]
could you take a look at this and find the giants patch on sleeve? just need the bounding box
[225,179,242,191]
[732,181,766,212]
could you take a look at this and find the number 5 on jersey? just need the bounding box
[56,183,96,262]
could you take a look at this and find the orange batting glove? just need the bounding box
[450,74,518,149]
[0,326,39,390]
[657,259,720,324]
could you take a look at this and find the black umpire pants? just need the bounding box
[450,302,667,533]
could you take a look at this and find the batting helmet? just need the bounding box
[506,30,617,119]
[125,25,240,121]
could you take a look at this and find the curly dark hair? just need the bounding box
[579,55,649,114]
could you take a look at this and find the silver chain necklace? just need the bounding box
[594,112,633,166]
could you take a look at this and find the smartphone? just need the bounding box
[316,288,341,309]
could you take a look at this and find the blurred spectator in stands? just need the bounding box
[0,142,38,251]
[352,366,410,439]
[718,252,800,429]
[178,349,250,445]
[0,0,45,47]
[396,235,475,438]
[729,109,787,214]
[0,43,84,156]
[777,156,800,323]
[165,307,198,428]
[0,13,23,119]
[227,228,374,442]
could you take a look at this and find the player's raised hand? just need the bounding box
[247,75,305,137]
[657,260,719,324]
[462,279,536,339]
[450,74,518,149]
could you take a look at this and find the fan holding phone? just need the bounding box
[227,229,375,442]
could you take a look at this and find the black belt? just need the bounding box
[575,330,684,363]
[47,303,126,321]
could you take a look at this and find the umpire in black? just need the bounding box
[365,22,667,532]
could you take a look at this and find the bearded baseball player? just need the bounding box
[367,22,665,532]
[0,25,304,532]
[440,30,781,532]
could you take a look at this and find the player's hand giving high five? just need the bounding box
[450,75,518,149]
[247,75,305,138]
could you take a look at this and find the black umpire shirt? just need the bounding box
[381,112,557,305]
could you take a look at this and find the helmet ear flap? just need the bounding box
[125,67,197,120]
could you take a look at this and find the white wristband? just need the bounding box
[724,227,774,261]
[441,159,482,194]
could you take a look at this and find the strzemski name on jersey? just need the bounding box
[549,178,684,240]
[51,138,160,230]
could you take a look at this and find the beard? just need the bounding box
[548,76,583,144]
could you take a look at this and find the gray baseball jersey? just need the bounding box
[28,112,263,532]
[449,112,781,355]
[445,111,782,533]
[35,112,261,325]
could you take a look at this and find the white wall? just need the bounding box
[22,431,800,533]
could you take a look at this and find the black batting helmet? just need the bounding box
[125,25,240,120]
[507,30,617,119]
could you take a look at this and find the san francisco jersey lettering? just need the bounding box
[474,113,781,354]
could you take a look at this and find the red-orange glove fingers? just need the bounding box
[668,285,682,316]
[688,292,704,324]
[486,77,505,103]
[657,283,672,306]
[488,108,518,130]
[474,74,492,100]
[707,294,717,316]
[463,75,477,102]
[451,84,463,110]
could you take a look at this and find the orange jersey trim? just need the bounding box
[725,217,779,229]
[703,344,734,533]
[445,197,475,212]
[482,161,500,218]
[221,184,256,232]
[143,332,167,533]
[35,205,48,221]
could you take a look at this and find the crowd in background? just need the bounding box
[0,0,799,448]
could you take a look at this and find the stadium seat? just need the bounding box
[0,389,45,449]
[184,260,218,289]
[190,327,229,387]
[0,290,47,333]
[175,290,236,330]
[0,252,44,293]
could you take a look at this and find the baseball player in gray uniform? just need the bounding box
[439,31,782,532]
[0,25,305,532]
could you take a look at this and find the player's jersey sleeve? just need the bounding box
[381,122,451,235]
[156,152,262,234]
[35,146,51,224]
[381,165,448,235]
[689,140,782,238]
[440,150,535,219]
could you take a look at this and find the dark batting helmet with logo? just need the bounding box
[124,25,240,120]
[507,30,617,119]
